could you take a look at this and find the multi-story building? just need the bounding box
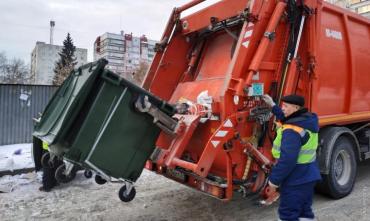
[93,31,156,78]
[327,0,370,18]
[350,0,370,17]
[31,41,87,85]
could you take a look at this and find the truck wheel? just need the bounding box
[55,164,77,183]
[317,137,357,199]
[118,185,136,202]
[95,175,107,185]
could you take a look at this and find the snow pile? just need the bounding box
[0,172,40,193]
[0,143,33,172]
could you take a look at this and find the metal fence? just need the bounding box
[0,84,58,145]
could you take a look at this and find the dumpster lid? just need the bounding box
[33,59,108,144]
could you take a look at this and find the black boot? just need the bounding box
[39,186,52,192]
[41,165,57,191]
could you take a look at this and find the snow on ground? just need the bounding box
[0,170,191,221]
[1,143,370,221]
[1,166,370,221]
[0,143,33,173]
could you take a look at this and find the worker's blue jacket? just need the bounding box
[269,105,322,187]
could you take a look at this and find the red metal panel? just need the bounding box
[142,8,177,90]
[169,79,225,103]
[148,33,191,100]
[181,0,249,34]
[168,32,236,104]
[347,17,370,113]
[312,6,350,116]
[196,33,234,80]
[312,3,370,120]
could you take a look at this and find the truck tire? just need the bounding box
[316,136,357,199]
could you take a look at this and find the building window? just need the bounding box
[357,5,370,13]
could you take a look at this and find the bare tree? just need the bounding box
[53,65,73,85]
[0,52,6,67]
[132,61,149,85]
[0,52,31,84]
[0,52,7,82]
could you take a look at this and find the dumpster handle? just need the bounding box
[102,71,122,86]
[74,67,83,76]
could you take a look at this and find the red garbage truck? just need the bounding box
[141,0,370,201]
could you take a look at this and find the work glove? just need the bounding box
[262,94,275,107]
[268,180,278,189]
[175,102,189,114]
[260,180,280,206]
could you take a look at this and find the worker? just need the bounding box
[32,136,44,172]
[37,141,62,192]
[262,94,321,221]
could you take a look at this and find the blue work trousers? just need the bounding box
[278,181,316,221]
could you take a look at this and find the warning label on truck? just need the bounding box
[325,28,343,40]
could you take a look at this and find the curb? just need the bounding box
[0,167,35,177]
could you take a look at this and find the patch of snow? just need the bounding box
[0,143,33,172]
[0,172,40,193]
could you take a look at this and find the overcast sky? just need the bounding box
[0,0,219,63]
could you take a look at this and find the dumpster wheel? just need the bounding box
[41,152,54,169]
[118,185,136,202]
[55,164,77,183]
[84,170,93,179]
[95,175,107,185]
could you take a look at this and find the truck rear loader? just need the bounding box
[142,0,370,201]
[33,0,370,202]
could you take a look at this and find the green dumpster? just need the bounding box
[64,69,175,182]
[33,60,177,201]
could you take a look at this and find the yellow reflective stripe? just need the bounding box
[282,124,306,137]
[42,141,49,151]
[299,149,316,155]
[297,154,316,164]
[299,130,306,137]
[275,121,283,128]
[272,143,280,158]
[273,144,280,150]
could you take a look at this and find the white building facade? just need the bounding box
[93,31,156,78]
[31,41,87,85]
[327,0,370,18]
